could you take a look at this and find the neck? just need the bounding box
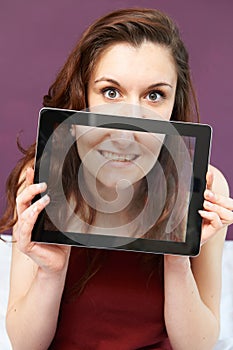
[81,166,143,214]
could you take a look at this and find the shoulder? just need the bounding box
[208,164,230,197]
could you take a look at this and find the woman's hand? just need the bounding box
[199,167,233,245]
[15,167,71,276]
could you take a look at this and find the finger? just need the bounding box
[25,167,34,187]
[203,200,233,225]
[17,194,50,253]
[16,182,47,215]
[198,210,223,230]
[198,210,223,244]
[204,189,233,211]
[206,169,214,191]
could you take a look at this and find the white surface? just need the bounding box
[0,237,12,350]
[0,237,233,349]
[220,241,233,337]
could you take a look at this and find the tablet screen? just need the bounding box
[32,108,212,256]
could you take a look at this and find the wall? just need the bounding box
[1,0,232,238]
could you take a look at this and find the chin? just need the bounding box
[99,175,141,190]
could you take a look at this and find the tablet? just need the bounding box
[32,107,212,256]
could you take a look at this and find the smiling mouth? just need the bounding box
[99,150,139,162]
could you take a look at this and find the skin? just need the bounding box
[69,123,166,234]
[6,42,233,350]
[81,42,176,229]
[72,125,164,197]
[68,42,175,232]
[83,43,175,194]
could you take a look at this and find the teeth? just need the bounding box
[100,151,137,162]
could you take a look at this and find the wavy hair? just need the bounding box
[0,8,199,237]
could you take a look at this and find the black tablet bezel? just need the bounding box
[31,107,212,256]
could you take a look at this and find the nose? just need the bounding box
[110,129,135,149]
[114,99,143,118]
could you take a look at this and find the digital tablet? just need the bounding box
[32,107,212,256]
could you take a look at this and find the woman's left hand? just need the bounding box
[199,168,233,244]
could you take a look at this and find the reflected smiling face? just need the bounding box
[73,125,164,191]
[73,42,177,192]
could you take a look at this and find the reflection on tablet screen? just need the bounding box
[32,108,211,256]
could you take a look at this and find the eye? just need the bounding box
[146,90,165,102]
[102,88,121,100]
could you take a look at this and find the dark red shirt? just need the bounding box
[49,247,172,349]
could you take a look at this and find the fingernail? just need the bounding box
[204,200,213,208]
[40,194,50,204]
[37,182,47,191]
[205,189,214,199]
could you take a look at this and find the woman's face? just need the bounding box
[73,42,177,191]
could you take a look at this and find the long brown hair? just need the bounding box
[0,8,199,235]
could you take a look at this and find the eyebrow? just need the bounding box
[94,77,173,89]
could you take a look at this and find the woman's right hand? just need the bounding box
[15,167,71,276]
[7,167,71,350]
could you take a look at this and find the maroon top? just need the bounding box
[49,247,172,349]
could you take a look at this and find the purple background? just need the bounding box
[1,0,232,239]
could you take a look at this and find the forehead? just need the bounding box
[91,42,177,83]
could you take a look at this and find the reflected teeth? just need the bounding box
[100,151,137,162]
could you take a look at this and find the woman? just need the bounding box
[1,8,233,350]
